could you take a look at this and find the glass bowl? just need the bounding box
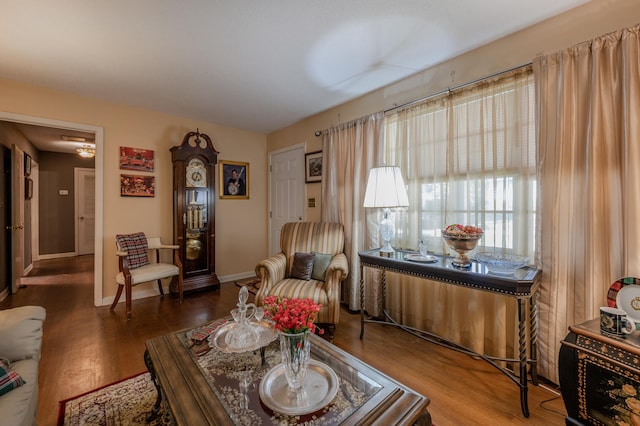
[475,252,529,275]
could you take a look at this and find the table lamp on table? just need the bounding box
[363,166,409,255]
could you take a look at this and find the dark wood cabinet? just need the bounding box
[170,130,220,294]
[559,319,640,425]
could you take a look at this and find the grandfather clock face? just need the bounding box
[186,158,207,188]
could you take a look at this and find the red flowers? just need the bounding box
[262,296,323,335]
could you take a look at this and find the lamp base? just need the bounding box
[379,242,395,257]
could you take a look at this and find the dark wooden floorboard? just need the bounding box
[0,255,567,425]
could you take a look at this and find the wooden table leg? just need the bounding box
[144,348,163,422]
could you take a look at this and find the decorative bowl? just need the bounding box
[441,231,483,267]
[475,252,529,275]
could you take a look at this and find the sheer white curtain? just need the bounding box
[382,68,536,358]
[321,112,384,312]
[534,24,640,383]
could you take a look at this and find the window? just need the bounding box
[384,68,536,258]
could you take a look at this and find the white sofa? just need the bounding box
[0,306,46,426]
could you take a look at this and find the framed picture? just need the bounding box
[119,147,155,172]
[120,174,155,197]
[219,160,249,199]
[24,154,32,177]
[25,177,33,199]
[305,151,322,183]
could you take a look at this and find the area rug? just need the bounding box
[57,372,172,426]
[234,276,260,294]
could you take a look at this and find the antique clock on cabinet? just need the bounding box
[170,130,220,294]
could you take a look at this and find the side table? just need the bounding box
[559,318,640,425]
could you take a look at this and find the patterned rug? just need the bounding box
[57,372,171,426]
[234,276,260,294]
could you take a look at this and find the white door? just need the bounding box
[75,168,95,255]
[10,145,24,293]
[269,146,305,255]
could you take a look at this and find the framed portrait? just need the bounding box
[219,160,249,199]
[119,146,155,172]
[305,151,322,183]
[120,174,155,197]
[25,177,33,199]
[24,154,32,176]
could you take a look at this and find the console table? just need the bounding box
[358,249,541,417]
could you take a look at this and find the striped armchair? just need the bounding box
[255,222,349,327]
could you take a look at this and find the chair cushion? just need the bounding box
[116,232,149,269]
[0,359,25,397]
[311,252,332,281]
[116,263,180,285]
[270,278,329,307]
[290,252,314,280]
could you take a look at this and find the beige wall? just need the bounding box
[267,0,640,219]
[0,78,268,302]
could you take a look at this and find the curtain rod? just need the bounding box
[383,62,532,114]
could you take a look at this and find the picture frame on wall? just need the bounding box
[305,151,322,183]
[219,160,249,199]
[120,174,155,197]
[24,154,32,176]
[119,146,155,172]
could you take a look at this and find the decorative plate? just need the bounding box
[259,360,339,416]
[210,321,277,353]
[404,254,438,263]
[607,277,640,308]
[616,284,640,321]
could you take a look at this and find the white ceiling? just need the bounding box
[1,0,589,148]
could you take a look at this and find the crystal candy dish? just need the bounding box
[475,252,529,275]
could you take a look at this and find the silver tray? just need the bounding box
[210,321,277,353]
[259,360,339,416]
[404,253,438,263]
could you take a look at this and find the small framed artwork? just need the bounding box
[305,151,322,183]
[219,160,249,199]
[120,174,155,197]
[24,154,32,177]
[25,177,33,199]
[119,147,155,172]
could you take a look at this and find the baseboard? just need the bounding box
[38,252,77,260]
[0,287,8,302]
[218,271,256,283]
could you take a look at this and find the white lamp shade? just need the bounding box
[363,166,409,208]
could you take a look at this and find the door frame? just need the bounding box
[0,111,104,306]
[268,143,305,255]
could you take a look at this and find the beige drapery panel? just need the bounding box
[382,68,536,360]
[533,24,640,383]
[320,112,384,312]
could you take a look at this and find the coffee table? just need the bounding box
[144,318,431,425]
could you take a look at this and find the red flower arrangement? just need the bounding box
[262,296,323,335]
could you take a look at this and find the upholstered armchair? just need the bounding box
[255,222,349,328]
[110,232,183,319]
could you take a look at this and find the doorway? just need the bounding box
[0,111,104,306]
[269,144,305,255]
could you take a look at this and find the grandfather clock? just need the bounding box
[170,129,220,294]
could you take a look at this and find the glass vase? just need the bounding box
[279,331,311,389]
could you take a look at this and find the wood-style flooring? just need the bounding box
[0,256,567,425]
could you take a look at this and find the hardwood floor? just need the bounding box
[0,256,567,425]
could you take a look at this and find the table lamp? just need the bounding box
[363,166,409,255]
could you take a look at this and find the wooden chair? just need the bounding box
[255,222,349,332]
[110,233,183,319]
